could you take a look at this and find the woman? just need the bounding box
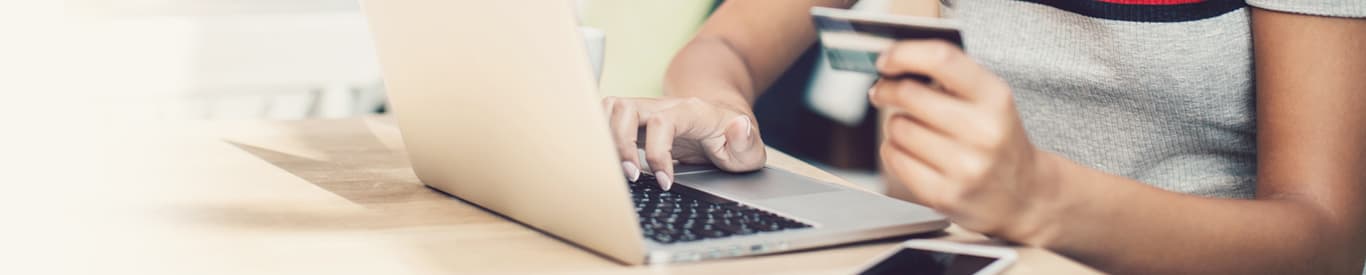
[599,0,1366,273]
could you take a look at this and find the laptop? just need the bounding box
[360,0,948,265]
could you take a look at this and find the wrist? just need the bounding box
[1009,150,1071,247]
[666,88,754,117]
[714,96,756,118]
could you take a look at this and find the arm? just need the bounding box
[868,8,1366,274]
[602,0,854,190]
[1039,8,1366,273]
[663,0,854,110]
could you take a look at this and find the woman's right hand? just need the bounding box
[600,96,766,191]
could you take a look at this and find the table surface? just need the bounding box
[38,116,1098,274]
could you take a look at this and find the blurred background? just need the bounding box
[61,0,902,190]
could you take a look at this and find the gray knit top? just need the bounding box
[942,0,1365,198]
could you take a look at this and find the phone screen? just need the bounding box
[858,247,1000,275]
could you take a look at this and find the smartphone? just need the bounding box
[856,239,1017,275]
[810,7,963,79]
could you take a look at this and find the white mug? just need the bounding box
[578,27,605,83]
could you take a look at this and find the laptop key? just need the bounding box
[653,233,675,244]
[758,222,783,232]
[694,228,730,238]
[713,222,743,234]
[630,174,811,243]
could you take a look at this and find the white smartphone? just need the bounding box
[856,239,1018,275]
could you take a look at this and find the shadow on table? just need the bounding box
[215,119,484,228]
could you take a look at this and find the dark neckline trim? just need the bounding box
[1014,0,1244,22]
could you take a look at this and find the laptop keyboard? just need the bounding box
[630,174,812,244]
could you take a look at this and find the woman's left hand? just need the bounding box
[870,40,1061,245]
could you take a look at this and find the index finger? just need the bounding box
[876,40,1006,103]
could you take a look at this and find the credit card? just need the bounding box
[811,7,963,78]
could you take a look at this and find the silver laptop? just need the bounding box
[360,0,948,265]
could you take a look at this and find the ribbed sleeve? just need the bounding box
[1247,0,1366,18]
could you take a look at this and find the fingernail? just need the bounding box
[868,87,878,99]
[876,56,887,69]
[739,116,753,139]
[730,116,755,151]
[656,170,672,191]
[622,161,640,182]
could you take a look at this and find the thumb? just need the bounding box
[718,115,765,171]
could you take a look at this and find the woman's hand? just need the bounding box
[600,96,766,191]
[870,40,1062,244]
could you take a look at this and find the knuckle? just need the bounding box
[681,97,707,109]
[878,143,897,163]
[886,117,909,136]
[645,115,669,127]
[617,139,636,150]
[984,82,1014,107]
[645,149,671,161]
[601,96,617,109]
[977,122,1006,147]
[611,98,632,114]
[955,154,990,180]
[879,145,908,173]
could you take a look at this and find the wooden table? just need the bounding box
[30,116,1097,274]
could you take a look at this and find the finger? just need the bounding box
[880,143,948,209]
[884,114,972,176]
[876,40,1007,103]
[643,113,677,191]
[600,96,618,117]
[606,98,642,181]
[870,79,987,142]
[711,115,765,172]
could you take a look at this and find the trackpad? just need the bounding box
[674,168,841,200]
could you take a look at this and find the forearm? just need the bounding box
[1030,154,1363,274]
[662,36,758,113]
[1035,10,1366,273]
[661,0,852,112]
